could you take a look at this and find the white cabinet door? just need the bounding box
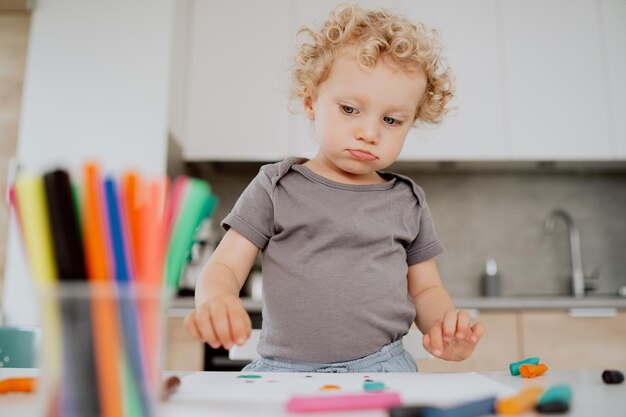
[601,0,626,159]
[501,0,612,160]
[399,0,506,161]
[182,0,291,161]
[289,0,507,161]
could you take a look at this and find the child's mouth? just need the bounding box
[347,149,377,161]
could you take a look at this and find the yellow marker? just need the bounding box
[14,174,61,392]
[496,386,544,415]
[14,174,58,282]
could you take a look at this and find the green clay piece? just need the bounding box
[238,374,262,379]
[538,385,572,405]
[363,381,385,391]
[509,357,540,376]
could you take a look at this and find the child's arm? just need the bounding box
[184,228,259,350]
[408,258,484,361]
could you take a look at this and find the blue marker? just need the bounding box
[104,177,150,417]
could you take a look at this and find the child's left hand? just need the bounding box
[422,309,484,361]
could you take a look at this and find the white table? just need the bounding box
[1,368,624,416]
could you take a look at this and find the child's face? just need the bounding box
[304,48,427,181]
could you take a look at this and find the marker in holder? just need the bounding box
[36,282,170,417]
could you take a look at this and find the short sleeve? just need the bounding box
[406,200,445,265]
[221,169,275,249]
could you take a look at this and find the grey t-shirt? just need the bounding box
[221,157,444,363]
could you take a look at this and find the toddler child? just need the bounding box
[184,4,483,372]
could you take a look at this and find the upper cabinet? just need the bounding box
[180,0,291,161]
[601,0,626,158]
[174,0,625,161]
[500,0,613,160]
[398,0,506,161]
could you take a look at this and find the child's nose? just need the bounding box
[355,119,379,144]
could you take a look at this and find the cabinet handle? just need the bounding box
[567,308,617,318]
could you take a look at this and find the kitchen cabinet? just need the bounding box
[165,304,626,372]
[418,309,626,372]
[289,0,507,161]
[181,0,291,161]
[417,311,520,372]
[500,0,613,160]
[520,310,626,370]
[177,0,624,161]
[398,0,507,161]
[601,0,626,158]
[165,317,204,371]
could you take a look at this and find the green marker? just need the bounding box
[509,357,540,376]
[164,178,213,289]
[238,374,262,379]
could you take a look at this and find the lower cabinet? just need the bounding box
[165,317,205,371]
[164,309,626,372]
[417,312,520,372]
[419,310,626,372]
[520,310,626,371]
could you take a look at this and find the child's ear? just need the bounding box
[303,96,315,120]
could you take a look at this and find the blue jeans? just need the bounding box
[241,340,417,373]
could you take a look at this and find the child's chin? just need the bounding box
[340,164,380,177]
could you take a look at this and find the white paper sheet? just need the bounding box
[173,371,516,408]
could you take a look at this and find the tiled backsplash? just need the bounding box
[187,162,626,297]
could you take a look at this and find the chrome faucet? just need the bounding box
[543,208,599,298]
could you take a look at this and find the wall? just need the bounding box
[0,10,30,311]
[187,161,626,298]
[1,0,174,326]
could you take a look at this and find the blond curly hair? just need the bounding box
[291,4,454,125]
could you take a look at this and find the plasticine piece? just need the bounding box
[537,385,572,405]
[496,386,544,415]
[535,385,572,414]
[509,357,541,376]
[238,374,262,379]
[535,401,570,414]
[602,370,624,384]
[363,381,385,391]
[287,392,401,412]
[520,363,549,378]
[320,384,341,391]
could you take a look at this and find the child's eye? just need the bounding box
[383,116,401,126]
[341,105,357,115]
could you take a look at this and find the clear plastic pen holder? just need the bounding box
[36,281,172,417]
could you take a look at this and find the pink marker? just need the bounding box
[286,391,402,413]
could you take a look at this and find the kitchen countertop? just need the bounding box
[167,295,626,317]
[454,295,626,310]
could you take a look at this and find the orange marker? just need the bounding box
[0,377,36,394]
[496,386,544,415]
[121,171,144,276]
[83,162,123,417]
[520,363,549,378]
[320,385,342,391]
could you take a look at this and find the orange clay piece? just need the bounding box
[320,385,341,391]
[496,386,544,415]
[520,363,549,378]
[0,377,36,394]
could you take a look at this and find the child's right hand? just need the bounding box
[183,294,252,350]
